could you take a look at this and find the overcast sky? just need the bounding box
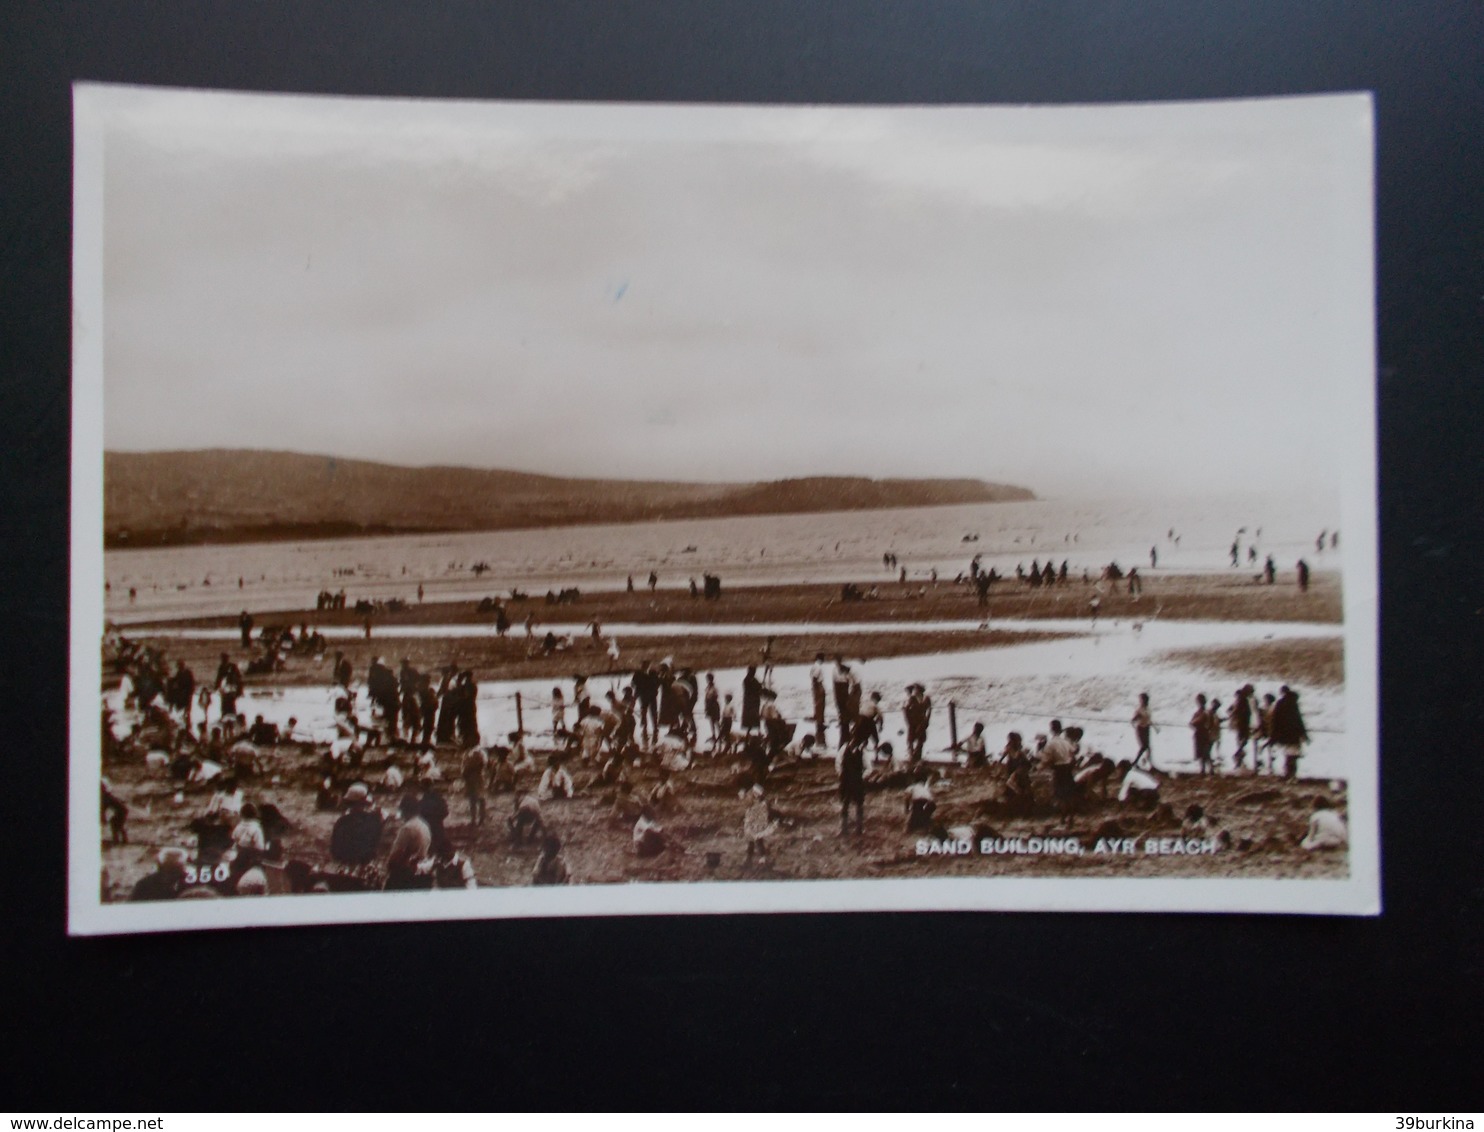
[94,87,1372,499]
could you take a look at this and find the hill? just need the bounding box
[103,449,1034,548]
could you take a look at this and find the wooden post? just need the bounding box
[948,700,959,754]
[514,690,524,736]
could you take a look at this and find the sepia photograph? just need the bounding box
[70,84,1379,932]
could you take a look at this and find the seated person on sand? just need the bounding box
[384,794,434,890]
[1181,804,1213,840]
[1116,761,1161,807]
[101,779,129,844]
[1073,752,1115,800]
[649,767,681,814]
[574,706,607,764]
[658,727,695,773]
[778,733,818,764]
[1000,755,1036,814]
[486,748,516,794]
[382,759,406,793]
[231,802,268,860]
[633,805,668,858]
[330,782,385,868]
[609,781,644,827]
[228,739,264,780]
[415,748,442,782]
[1300,796,1348,850]
[532,833,571,886]
[205,776,245,823]
[904,770,937,833]
[742,784,780,863]
[959,723,988,768]
[998,731,1028,770]
[247,714,280,746]
[538,756,576,801]
[509,791,545,845]
[593,750,631,792]
[508,732,536,775]
[130,847,190,903]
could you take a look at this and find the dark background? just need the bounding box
[3,1,1481,1109]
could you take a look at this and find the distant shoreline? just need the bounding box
[104,496,1036,551]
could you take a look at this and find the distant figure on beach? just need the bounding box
[1248,545,1258,565]
[239,610,254,649]
[1316,530,1327,553]
[1126,567,1142,595]
[1263,555,1277,585]
[1331,531,1339,549]
[417,584,424,602]
[1230,540,1240,567]
[1296,559,1311,591]
[1131,693,1154,769]
[647,571,658,593]
[1149,546,1157,569]
[627,574,635,592]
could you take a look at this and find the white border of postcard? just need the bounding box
[68,84,1380,933]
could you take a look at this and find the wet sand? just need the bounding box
[121,570,1342,630]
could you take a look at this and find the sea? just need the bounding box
[104,493,1341,624]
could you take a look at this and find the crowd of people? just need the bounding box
[105,608,1341,905]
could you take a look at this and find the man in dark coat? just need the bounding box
[740,666,762,735]
[1269,685,1310,779]
[330,783,384,867]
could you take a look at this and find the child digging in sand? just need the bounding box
[742,784,780,864]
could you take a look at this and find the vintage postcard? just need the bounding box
[70,84,1378,933]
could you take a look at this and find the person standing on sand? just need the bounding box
[740,665,763,736]
[1264,556,1277,585]
[718,693,736,754]
[632,661,659,746]
[1255,692,1277,773]
[838,736,866,837]
[1150,546,1158,569]
[1270,685,1310,779]
[1229,686,1254,769]
[647,571,659,593]
[1296,559,1311,592]
[810,654,828,745]
[832,658,852,749]
[1190,694,1214,774]
[1131,693,1155,769]
[903,684,932,763]
[704,673,721,743]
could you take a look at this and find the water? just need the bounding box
[105,493,1339,623]
[106,617,1349,778]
